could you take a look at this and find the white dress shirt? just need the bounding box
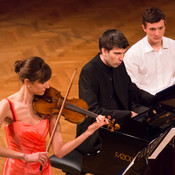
[124,36,175,95]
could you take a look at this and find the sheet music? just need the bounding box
[149,128,175,159]
[122,128,175,175]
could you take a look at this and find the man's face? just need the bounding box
[102,47,127,68]
[142,19,165,45]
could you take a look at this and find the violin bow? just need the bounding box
[40,68,77,172]
[46,67,77,151]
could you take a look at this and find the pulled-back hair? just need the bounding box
[99,29,129,54]
[142,7,166,27]
[14,57,52,83]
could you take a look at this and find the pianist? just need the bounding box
[76,29,154,157]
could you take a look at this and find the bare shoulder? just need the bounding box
[0,98,10,110]
[0,98,12,124]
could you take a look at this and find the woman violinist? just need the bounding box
[0,57,108,175]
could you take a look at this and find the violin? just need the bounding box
[33,87,120,131]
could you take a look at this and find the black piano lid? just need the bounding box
[153,84,175,105]
[80,85,175,175]
[158,98,175,113]
[153,84,175,113]
[123,84,175,140]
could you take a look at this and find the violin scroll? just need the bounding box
[106,116,120,132]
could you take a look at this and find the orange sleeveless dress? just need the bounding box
[2,99,52,175]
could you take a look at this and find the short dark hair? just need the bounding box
[99,29,129,54]
[142,7,165,27]
[14,56,52,83]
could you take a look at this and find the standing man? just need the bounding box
[76,29,153,156]
[124,7,175,95]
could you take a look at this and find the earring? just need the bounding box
[27,85,30,88]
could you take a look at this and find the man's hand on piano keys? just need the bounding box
[131,111,138,118]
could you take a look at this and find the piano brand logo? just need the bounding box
[115,152,133,162]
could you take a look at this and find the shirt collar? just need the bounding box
[144,36,169,53]
[162,37,169,49]
[144,36,154,53]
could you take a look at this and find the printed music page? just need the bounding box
[149,128,175,159]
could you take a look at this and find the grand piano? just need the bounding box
[50,84,175,175]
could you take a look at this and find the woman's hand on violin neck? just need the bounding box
[23,152,49,167]
[87,115,108,135]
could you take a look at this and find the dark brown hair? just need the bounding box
[14,57,52,83]
[99,29,129,54]
[143,7,166,27]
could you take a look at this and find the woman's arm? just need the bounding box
[0,99,49,167]
[0,147,48,166]
[50,114,108,158]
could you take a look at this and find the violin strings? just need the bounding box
[65,102,97,118]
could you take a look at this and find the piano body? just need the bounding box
[50,84,175,175]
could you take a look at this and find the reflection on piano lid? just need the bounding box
[132,84,175,131]
[158,98,175,113]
